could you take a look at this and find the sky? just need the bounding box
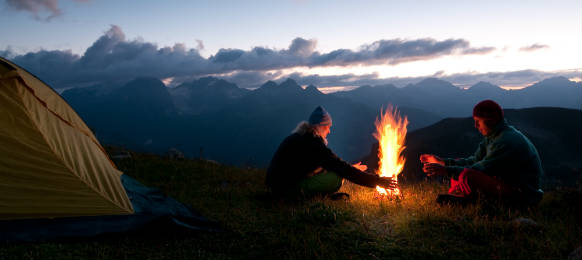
[0,0,580,91]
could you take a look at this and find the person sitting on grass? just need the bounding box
[420,99,544,207]
[266,106,396,200]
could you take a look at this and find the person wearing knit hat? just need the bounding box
[473,99,504,122]
[472,99,504,136]
[309,106,332,126]
[266,106,396,200]
[420,99,544,207]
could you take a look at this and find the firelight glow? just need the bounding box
[373,105,408,197]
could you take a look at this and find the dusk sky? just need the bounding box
[1,0,580,91]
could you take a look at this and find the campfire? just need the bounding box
[373,105,408,197]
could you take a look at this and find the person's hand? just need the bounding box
[352,162,368,172]
[423,163,447,177]
[376,176,397,190]
[420,154,445,166]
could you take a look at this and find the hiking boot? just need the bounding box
[436,193,470,206]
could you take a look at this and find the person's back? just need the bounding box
[484,123,543,195]
[266,127,328,193]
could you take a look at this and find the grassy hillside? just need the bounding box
[1,152,581,259]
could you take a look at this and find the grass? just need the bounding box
[1,151,581,260]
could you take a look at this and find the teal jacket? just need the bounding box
[444,119,543,194]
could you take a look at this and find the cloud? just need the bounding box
[519,44,549,52]
[286,37,317,57]
[216,70,284,89]
[195,39,204,50]
[462,46,496,55]
[432,70,445,77]
[286,71,382,87]
[210,49,245,63]
[3,0,89,21]
[5,0,61,20]
[0,49,14,58]
[309,38,495,66]
[206,37,494,70]
[6,25,210,87]
[1,25,498,88]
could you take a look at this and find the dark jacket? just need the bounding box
[444,119,543,195]
[266,123,381,194]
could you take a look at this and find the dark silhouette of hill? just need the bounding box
[62,77,179,151]
[362,107,582,188]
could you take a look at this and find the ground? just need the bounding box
[1,152,581,260]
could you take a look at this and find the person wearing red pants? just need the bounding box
[420,100,544,207]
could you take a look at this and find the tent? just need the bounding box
[0,57,218,241]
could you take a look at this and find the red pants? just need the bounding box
[449,168,520,201]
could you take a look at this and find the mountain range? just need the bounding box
[334,76,581,117]
[61,76,581,168]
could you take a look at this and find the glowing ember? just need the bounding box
[373,105,408,197]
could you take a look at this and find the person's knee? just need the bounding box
[460,169,487,187]
[460,168,476,178]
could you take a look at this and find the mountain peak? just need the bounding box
[407,78,459,93]
[279,78,302,90]
[256,78,303,94]
[538,76,573,86]
[281,78,298,85]
[527,76,579,91]
[258,80,278,90]
[418,77,450,85]
[195,76,228,87]
[125,77,166,91]
[469,81,502,90]
[304,85,323,96]
[415,78,457,89]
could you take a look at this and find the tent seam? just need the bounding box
[0,58,119,170]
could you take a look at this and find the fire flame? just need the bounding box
[374,105,408,197]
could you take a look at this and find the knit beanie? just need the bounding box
[308,106,332,126]
[473,99,504,123]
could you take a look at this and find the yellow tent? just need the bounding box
[0,57,134,220]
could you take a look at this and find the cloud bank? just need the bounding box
[308,38,495,66]
[2,25,560,90]
[4,0,89,21]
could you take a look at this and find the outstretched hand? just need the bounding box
[376,177,397,190]
[352,161,368,172]
[420,154,445,165]
[423,163,447,177]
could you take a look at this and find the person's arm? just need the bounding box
[442,140,488,179]
[313,138,393,189]
[443,140,487,166]
[466,142,512,176]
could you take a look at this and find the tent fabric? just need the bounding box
[0,57,134,219]
[0,174,221,242]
